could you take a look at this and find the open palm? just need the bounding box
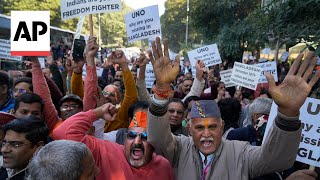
[149,37,180,85]
[266,52,319,117]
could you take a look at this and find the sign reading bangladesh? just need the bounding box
[230,62,262,90]
[124,5,161,44]
[263,98,320,167]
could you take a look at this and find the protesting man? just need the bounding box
[0,116,48,179]
[147,37,319,179]
[53,102,174,180]
[29,140,99,180]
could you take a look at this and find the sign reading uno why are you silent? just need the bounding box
[124,5,161,44]
[263,98,320,167]
[60,0,122,20]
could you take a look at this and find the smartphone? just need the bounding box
[72,39,86,61]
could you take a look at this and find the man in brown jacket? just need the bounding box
[147,37,319,180]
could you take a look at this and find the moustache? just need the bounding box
[200,137,214,142]
[131,143,144,152]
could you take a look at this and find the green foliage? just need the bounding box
[161,0,202,52]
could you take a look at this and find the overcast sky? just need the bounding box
[124,0,167,15]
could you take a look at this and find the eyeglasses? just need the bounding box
[168,109,184,115]
[1,140,32,149]
[126,131,148,141]
[60,104,81,111]
[13,88,27,94]
[102,90,115,97]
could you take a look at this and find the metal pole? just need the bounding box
[98,13,102,62]
[185,0,189,46]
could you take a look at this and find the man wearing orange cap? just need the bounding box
[53,103,174,180]
[147,37,320,179]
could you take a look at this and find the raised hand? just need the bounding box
[86,36,99,59]
[137,53,150,68]
[72,59,86,73]
[108,50,127,66]
[195,60,205,81]
[266,51,320,117]
[149,37,180,86]
[94,103,118,122]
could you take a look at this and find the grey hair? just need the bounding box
[243,97,273,127]
[29,140,90,180]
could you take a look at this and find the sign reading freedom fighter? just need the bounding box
[220,69,235,88]
[263,98,320,167]
[254,61,278,83]
[188,44,222,68]
[0,39,22,61]
[124,5,161,44]
[230,62,262,90]
[60,0,122,20]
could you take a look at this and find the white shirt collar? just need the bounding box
[199,151,215,170]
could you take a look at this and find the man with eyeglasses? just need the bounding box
[0,116,48,180]
[53,103,174,180]
[167,98,189,136]
[59,94,83,121]
[12,77,33,99]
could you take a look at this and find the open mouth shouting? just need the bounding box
[200,137,214,148]
[131,144,145,160]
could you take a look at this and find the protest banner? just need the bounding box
[263,98,320,167]
[279,51,290,62]
[254,61,278,83]
[188,44,222,78]
[124,5,161,44]
[137,64,155,88]
[230,62,262,90]
[11,11,50,56]
[220,69,236,88]
[0,39,22,61]
[145,64,156,88]
[60,0,121,21]
[38,57,46,68]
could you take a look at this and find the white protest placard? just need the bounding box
[220,69,236,88]
[38,57,46,68]
[60,0,121,20]
[263,98,320,167]
[11,11,50,56]
[144,64,156,88]
[0,39,22,61]
[254,61,278,83]
[96,67,103,77]
[262,48,271,55]
[124,5,161,44]
[188,44,222,67]
[279,51,290,62]
[230,62,262,90]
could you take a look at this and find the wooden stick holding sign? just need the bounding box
[309,165,315,171]
[89,14,93,36]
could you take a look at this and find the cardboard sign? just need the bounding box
[230,62,262,90]
[188,44,222,67]
[124,5,161,44]
[38,57,46,68]
[263,98,320,167]
[60,0,121,20]
[254,61,278,83]
[144,64,155,88]
[0,39,22,61]
[220,69,236,88]
[280,51,290,62]
[11,11,50,56]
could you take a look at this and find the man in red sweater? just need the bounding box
[53,101,174,180]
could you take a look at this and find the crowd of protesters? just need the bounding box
[0,35,319,180]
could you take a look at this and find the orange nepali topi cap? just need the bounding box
[129,111,148,128]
